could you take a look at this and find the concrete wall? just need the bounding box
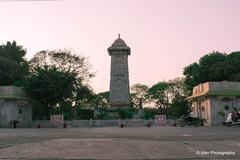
[210,97,240,126]
[192,82,209,96]
[0,100,32,128]
[192,81,240,97]
[0,86,26,96]
[191,97,240,126]
[0,86,32,128]
[209,81,240,91]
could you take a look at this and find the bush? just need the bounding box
[118,108,133,119]
[143,108,159,120]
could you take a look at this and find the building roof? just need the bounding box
[0,94,31,101]
[0,86,31,101]
[187,90,240,101]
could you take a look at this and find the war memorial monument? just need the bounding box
[107,34,131,117]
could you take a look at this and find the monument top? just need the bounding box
[108,34,131,53]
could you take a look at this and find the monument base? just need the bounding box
[107,106,134,119]
[107,108,121,119]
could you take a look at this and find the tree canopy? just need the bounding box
[0,41,29,86]
[25,67,77,119]
[183,51,240,94]
[29,50,94,84]
[26,49,95,119]
[130,83,149,108]
[0,41,26,63]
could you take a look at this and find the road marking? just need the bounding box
[182,143,195,153]
[0,144,15,149]
[181,134,192,137]
[232,141,240,147]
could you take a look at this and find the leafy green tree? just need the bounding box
[143,108,159,120]
[0,41,26,63]
[93,91,110,119]
[183,62,200,95]
[184,51,240,94]
[168,78,188,100]
[25,67,77,119]
[75,108,94,120]
[52,100,74,120]
[183,51,228,94]
[198,52,226,82]
[74,85,95,109]
[118,108,133,119]
[167,96,190,119]
[73,85,96,119]
[95,108,109,120]
[0,41,29,86]
[144,78,189,118]
[224,52,240,81]
[130,83,149,108]
[95,91,110,109]
[27,50,95,119]
[166,78,190,118]
[148,81,171,112]
[0,57,19,85]
[29,50,94,84]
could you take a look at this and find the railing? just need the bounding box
[31,119,178,128]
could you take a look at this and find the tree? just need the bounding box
[143,108,160,120]
[93,91,110,120]
[167,96,190,119]
[0,41,26,63]
[168,78,188,100]
[166,78,190,118]
[184,51,240,94]
[130,83,149,108]
[27,50,95,119]
[224,52,240,81]
[57,100,75,120]
[145,78,190,118]
[73,85,96,119]
[118,108,133,119]
[95,91,110,109]
[148,81,171,111]
[29,50,94,84]
[25,67,77,119]
[183,62,200,95]
[0,41,29,86]
[74,85,95,109]
[183,51,229,94]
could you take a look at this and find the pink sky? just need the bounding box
[0,0,240,93]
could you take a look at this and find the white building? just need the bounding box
[187,81,240,126]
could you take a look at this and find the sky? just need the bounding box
[0,0,240,93]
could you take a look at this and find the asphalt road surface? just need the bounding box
[0,126,239,159]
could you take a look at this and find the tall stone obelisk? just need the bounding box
[108,34,131,109]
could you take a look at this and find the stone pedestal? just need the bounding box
[107,108,121,119]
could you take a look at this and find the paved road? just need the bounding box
[0,126,239,159]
